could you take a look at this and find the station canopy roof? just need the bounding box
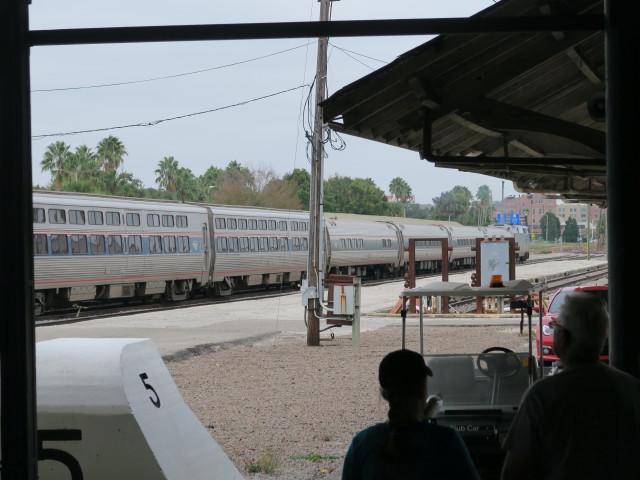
[321,0,606,207]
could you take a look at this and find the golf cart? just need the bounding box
[400,279,543,479]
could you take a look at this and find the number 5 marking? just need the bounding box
[38,429,83,480]
[139,373,161,408]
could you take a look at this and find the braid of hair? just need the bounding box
[381,387,412,464]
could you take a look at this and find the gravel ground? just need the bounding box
[166,322,529,479]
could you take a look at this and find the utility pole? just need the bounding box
[307,0,333,346]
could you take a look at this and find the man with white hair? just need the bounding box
[501,291,640,480]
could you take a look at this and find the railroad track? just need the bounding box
[36,253,602,326]
[447,264,608,314]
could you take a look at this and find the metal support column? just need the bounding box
[606,0,640,377]
[1,0,38,477]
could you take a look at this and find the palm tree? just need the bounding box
[389,177,411,202]
[41,141,72,190]
[476,185,493,225]
[388,177,412,216]
[96,136,127,171]
[155,156,180,193]
[69,145,99,182]
[174,167,198,202]
[98,170,142,196]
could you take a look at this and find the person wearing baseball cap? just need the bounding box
[501,291,640,480]
[342,349,480,479]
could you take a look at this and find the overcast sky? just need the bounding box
[28,0,521,204]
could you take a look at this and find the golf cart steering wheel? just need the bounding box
[476,347,521,379]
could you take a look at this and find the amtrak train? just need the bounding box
[32,191,530,315]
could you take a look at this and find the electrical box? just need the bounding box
[480,241,509,286]
[300,279,317,305]
[332,285,355,315]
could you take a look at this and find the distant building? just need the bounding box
[494,193,605,239]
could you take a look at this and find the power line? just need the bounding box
[329,42,388,68]
[31,43,312,92]
[32,84,310,140]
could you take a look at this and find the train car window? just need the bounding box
[48,208,66,224]
[279,221,287,231]
[88,210,103,225]
[162,215,175,227]
[176,215,188,228]
[69,210,86,225]
[279,238,288,251]
[269,237,278,251]
[258,220,267,230]
[358,239,363,248]
[71,234,88,255]
[228,219,237,229]
[147,214,160,227]
[33,208,46,223]
[106,211,121,226]
[249,237,258,252]
[34,234,48,255]
[177,236,190,253]
[108,235,124,254]
[215,218,226,229]
[340,239,346,249]
[292,238,300,251]
[301,238,308,251]
[149,235,163,254]
[228,237,238,253]
[249,219,257,230]
[239,219,248,230]
[51,234,68,255]
[348,239,354,249]
[164,236,177,253]
[268,220,276,230]
[216,237,228,253]
[128,235,142,254]
[126,213,141,226]
[90,235,106,255]
[239,237,249,252]
[259,237,268,252]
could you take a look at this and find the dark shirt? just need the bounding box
[342,420,480,479]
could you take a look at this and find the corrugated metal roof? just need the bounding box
[322,0,606,207]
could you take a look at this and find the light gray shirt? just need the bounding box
[503,361,640,480]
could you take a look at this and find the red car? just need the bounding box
[535,285,609,364]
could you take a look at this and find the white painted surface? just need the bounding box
[36,338,243,479]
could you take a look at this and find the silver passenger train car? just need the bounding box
[32,191,530,314]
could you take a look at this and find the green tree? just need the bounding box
[210,162,257,206]
[476,185,493,225]
[432,186,473,222]
[563,217,579,242]
[405,203,434,219]
[324,176,389,215]
[199,165,224,201]
[174,167,199,202]
[283,168,311,209]
[260,178,302,209]
[41,141,73,190]
[97,170,143,196]
[541,211,561,241]
[155,156,180,193]
[389,177,412,203]
[96,136,127,171]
